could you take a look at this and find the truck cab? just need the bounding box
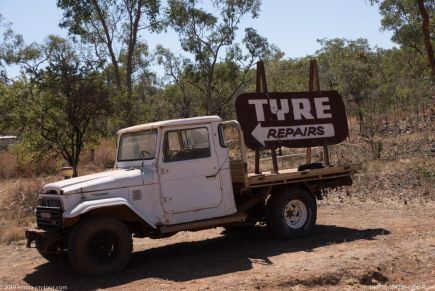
[26,116,359,275]
[114,115,238,225]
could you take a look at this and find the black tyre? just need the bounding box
[67,216,132,276]
[35,235,66,262]
[266,186,317,238]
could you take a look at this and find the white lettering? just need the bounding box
[269,99,289,121]
[291,99,314,120]
[248,99,268,121]
[314,97,332,118]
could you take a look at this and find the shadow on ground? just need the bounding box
[24,225,390,290]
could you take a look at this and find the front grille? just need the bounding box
[38,197,62,208]
[36,198,63,228]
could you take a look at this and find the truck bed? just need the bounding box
[247,164,360,188]
[230,160,360,188]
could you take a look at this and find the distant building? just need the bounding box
[0,135,18,150]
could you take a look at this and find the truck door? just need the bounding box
[159,125,222,214]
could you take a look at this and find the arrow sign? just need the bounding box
[252,123,335,146]
[235,91,348,149]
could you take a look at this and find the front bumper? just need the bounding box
[25,228,46,248]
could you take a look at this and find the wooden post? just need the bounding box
[306,60,319,164]
[323,143,330,166]
[271,148,279,174]
[254,62,264,174]
[255,149,261,174]
[306,59,330,166]
[255,61,278,174]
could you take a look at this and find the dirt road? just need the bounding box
[0,200,434,290]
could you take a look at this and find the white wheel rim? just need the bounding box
[283,199,308,229]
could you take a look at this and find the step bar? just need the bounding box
[159,212,247,234]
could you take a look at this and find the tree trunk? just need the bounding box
[72,165,78,177]
[91,0,122,90]
[416,0,435,76]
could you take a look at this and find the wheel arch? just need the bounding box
[63,198,156,230]
[269,183,316,201]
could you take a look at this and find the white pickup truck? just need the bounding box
[26,116,359,275]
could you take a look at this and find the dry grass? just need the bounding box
[237,120,434,204]
[0,177,57,244]
[94,138,116,168]
[323,129,434,205]
[0,151,58,178]
[79,139,116,175]
[0,151,18,178]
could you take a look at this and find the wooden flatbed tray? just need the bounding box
[247,164,361,188]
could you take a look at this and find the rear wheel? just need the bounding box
[266,186,317,238]
[67,216,132,276]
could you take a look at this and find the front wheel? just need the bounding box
[67,216,132,276]
[266,187,317,238]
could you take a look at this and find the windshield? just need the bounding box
[117,129,158,161]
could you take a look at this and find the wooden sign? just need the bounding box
[235,90,348,149]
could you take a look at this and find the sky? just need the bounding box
[0,0,395,76]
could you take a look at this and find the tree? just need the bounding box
[156,45,195,117]
[0,36,111,176]
[263,53,309,92]
[416,0,434,76]
[57,0,162,125]
[371,0,434,76]
[316,38,375,132]
[160,0,277,117]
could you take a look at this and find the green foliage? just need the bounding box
[315,38,376,132]
[160,0,277,118]
[372,0,433,50]
[371,0,434,75]
[416,167,435,178]
[1,37,111,176]
[57,0,162,126]
[263,55,309,92]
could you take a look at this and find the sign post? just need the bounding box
[236,60,348,174]
[253,61,279,174]
[306,60,331,166]
[306,60,319,164]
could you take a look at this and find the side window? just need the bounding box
[167,131,181,151]
[163,127,211,162]
[219,123,242,160]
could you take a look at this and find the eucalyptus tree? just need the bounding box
[57,0,162,125]
[0,36,111,176]
[159,0,277,117]
[371,0,434,76]
[316,38,375,131]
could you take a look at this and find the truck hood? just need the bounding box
[41,168,152,195]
